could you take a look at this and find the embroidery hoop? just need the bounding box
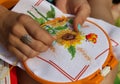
[23,19,118,84]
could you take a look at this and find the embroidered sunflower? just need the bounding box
[56,29,85,59]
[41,16,68,28]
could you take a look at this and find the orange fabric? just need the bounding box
[0,0,19,9]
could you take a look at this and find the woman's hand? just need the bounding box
[55,0,91,31]
[0,6,54,61]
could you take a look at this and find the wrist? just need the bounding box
[0,5,10,25]
[0,5,9,16]
[0,5,22,31]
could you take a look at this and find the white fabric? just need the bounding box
[0,0,120,83]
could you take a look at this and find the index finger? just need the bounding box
[73,2,91,32]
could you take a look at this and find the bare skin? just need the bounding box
[88,0,114,24]
[55,0,91,31]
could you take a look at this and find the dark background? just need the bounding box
[113,0,120,4]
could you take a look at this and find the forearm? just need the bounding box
[0,5,9,44]
[0,5,9,13]
[88,0,114,24]
[0,5,22,30]
[0,5,9,27]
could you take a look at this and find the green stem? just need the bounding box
[27,11,37,19]
[32,6,48,21]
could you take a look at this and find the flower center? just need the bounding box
[62,33,76,40]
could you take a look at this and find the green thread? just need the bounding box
[32,6,48,21]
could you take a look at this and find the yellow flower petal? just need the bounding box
[56,29,85,48]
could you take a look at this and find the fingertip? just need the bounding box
[73,18,83,32]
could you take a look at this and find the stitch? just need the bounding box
[82,25,89,28]
[77,47,91,61]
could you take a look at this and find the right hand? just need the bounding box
[0,6,54,61]
[55,0,91,32]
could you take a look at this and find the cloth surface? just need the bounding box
[0,0,120,83]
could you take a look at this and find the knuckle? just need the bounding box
[41,47,48,52]
[45,36,55,46]
[18,14,29,21]
[11,24,18,34]
[34,30,40,38]
[18,14,33,23]
[8,34,14,45]
[21,56,27,61]
[28,50,39,58]
[34,44,42,51]
[34,42,48,52]
[38,45,48,52]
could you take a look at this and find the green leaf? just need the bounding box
[47,6,55,18]
[35,18,45,25]
[55,26,67,31]
[68,19,73,24]
[68,46,76,60]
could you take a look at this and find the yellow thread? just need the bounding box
[77,47,91,61]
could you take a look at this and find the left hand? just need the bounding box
[55,0,91,31]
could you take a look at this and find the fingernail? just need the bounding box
[77,24,81,32]
[52,40,56,46]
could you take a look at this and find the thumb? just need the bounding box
[55,0,67,13]
[73,4,91,32]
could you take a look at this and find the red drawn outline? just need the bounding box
[49,60,74,81]
[37,56,89,81]
[74,65,89,81]
[110,39,119,47]
[95,48,109,60]
[95,39,119,60]
[34,0,43,6]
